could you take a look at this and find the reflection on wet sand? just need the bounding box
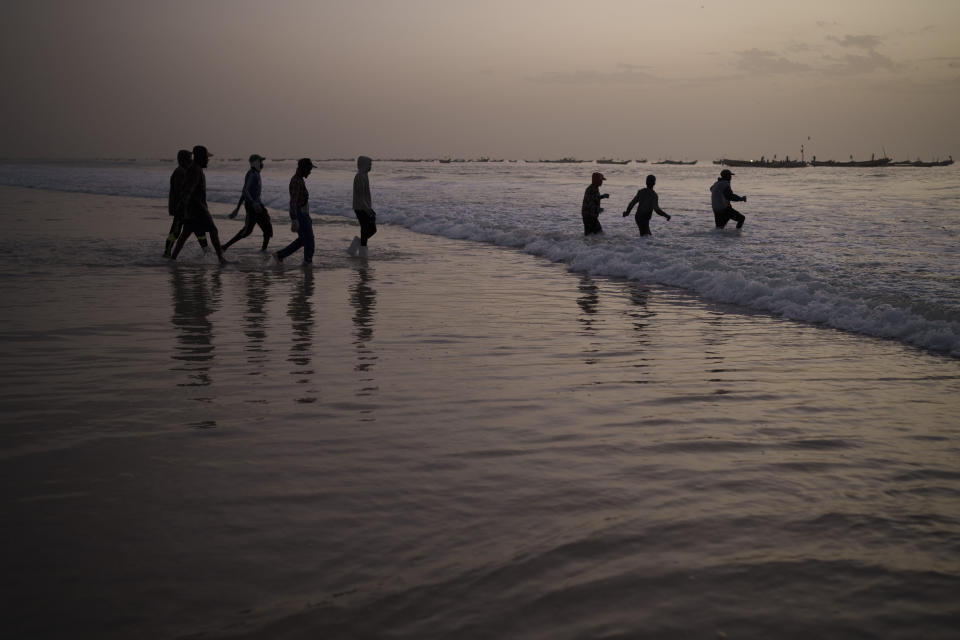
[243,271,271,374]
[169,267,221,389]
[349,265,378,420]
[287,269,317,403]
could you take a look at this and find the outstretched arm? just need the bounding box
[623,191,640,216]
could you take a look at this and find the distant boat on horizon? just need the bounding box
[653,159,697,165]
[718,157,807,168]
[596,158,630,165]
[810,155,891,168]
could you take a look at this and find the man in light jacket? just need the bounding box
[710,169,748,229]
[348,155,377,257]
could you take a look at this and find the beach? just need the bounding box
[2,185,960,639]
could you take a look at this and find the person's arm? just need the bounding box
[724,184,745,202]
[653,193,671,219]
[168,174,176,216]
[623,191,640,216]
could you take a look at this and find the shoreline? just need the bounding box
[2,186,960,638]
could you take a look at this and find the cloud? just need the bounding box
[827,34,884,50]
[528,65,658,85]
[732,49,810,75]
[821,50,900,75]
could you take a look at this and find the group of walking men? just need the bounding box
[581,168,748,236]
[164,146,378,266]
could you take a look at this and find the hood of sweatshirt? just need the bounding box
[177,149,191,168]
[357,155,372,174]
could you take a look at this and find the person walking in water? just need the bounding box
[623,174,671,236]
[170,145,228,265]
[581,172,609,235]
[710,169,748,229]
[223,154,273,252]
[348,155,377,257]
[274,158,316,266]
[163,149,209,257]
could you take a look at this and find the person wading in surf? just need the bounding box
[170,145,228,265]
[163,149,209,257]
[223,154,273,252]
[623,174,671,236]
[347,155,377,258]
[581,172,609,235]
[710,169,748,229]
[274,158,316,266]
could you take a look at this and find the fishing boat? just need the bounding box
[809,155,891,167]
[890,156,953,167]
[653,159,697,165]
[596,158,630,165]
[718,158,807,168]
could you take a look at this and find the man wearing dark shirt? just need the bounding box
[581,172,609,235]
[169,145,228,265]
[274,158,316,265]
[163,149,208,257]
[623,174,672,236]
[223,154,273,252]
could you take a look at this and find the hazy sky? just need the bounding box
[2,0,958,160]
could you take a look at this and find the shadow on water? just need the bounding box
[287,269,317,403]
[349,264,378,420]
[169,267,221,389]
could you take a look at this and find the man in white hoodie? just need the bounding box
[348,156,377,257]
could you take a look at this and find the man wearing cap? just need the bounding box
[223,154,273,252]
[710,169,748,229]
[581,172,609,235]
[170,145,228,264]
[163,149,209,257]
[274,158,316,265]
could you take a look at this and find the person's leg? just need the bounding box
[728,207,745,229]
[195,232,209,250]
[164,217,184,256]
[170,223,194,259]
[359,214,377,246]
[223,204,256,249]
[637,217,652,236]
[300,213,315,263]
[204,219,229,265]
[714,210,727,228]
[257,209,273,252]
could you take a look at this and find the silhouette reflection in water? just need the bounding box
[349,265,378,420]
[287,269,317,403]
[577,274,601,365]
[243,271,271,375]
[169,267,222,390]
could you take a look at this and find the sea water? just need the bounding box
[1,162,959,639]
[2,159,958,356]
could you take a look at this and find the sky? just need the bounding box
[1,0,958,161]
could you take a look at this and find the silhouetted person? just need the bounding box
[623,174,671,236]
[274,158,316,265]
[710,169,747,229]
[223,154,273,252]
[163,150,208,256]
[582,172,609,235]
[170,145,228,264]
[348,155,377,258]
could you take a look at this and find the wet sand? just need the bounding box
[2,187,959,639]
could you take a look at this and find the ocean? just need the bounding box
[1,160,959,639]
[3,158,958,356]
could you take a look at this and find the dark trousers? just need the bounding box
[636,215,652,236]
[582,214,603,235]
[354,209,377,246]
[165,215,207,255]
[276,211,314,263]
[224,202,273,251]
[714,206,745,229]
